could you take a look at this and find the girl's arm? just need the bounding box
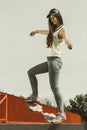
[30,30,49,36]
[61,27,73,49]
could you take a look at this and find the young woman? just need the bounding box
[26,8,73,124]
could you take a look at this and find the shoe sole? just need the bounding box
[25,99,40,103]
[51,118,66,124]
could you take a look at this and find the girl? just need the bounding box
[26,8,73,124]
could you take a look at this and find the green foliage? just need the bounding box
[65,94,87,122]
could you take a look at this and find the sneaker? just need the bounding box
[51,112,66,124]
[25,94,39,102]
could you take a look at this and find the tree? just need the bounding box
[65,93,87,122]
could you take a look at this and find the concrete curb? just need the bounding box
[0,123,87,130]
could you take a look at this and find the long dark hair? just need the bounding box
[47,13,64,47]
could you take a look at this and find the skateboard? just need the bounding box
[26,101,56,123]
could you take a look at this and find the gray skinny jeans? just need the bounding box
[27,56,64,113]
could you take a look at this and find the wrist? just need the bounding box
[36,30,38,34]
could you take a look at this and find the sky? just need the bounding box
[0,0,87,103]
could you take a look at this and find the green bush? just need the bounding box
[65,94,87,122]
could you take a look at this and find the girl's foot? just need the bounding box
[25,94,39,102]
[51,112,66,124]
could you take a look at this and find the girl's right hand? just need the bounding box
[68,44,73,49]
[30,30,38,36]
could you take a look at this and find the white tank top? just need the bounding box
[47,25,64,57]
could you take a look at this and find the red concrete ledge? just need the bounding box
[0,92,81,124]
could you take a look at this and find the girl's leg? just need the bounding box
[27,62,48,96]
[47,57,64,113]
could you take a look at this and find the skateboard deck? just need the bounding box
[26,101,56,123]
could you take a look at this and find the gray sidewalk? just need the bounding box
[0,123,87,130]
